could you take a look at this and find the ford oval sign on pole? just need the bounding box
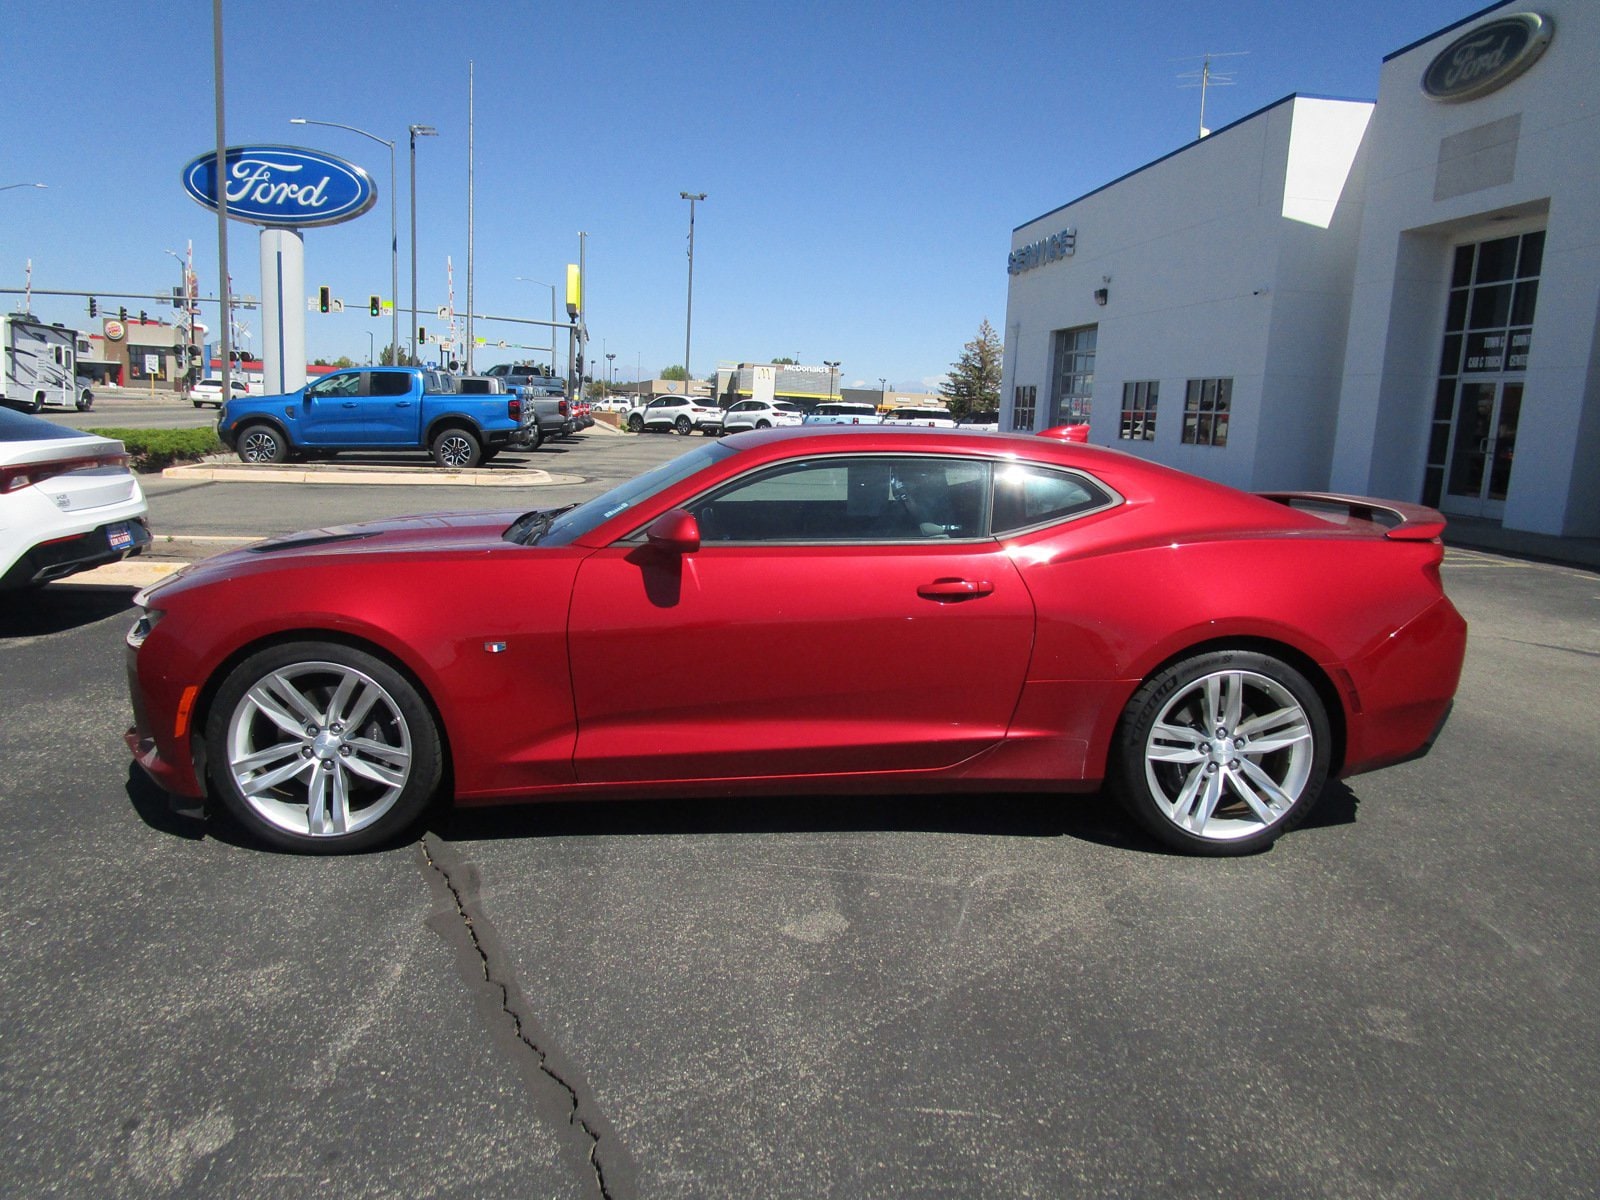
[181,145,377,227]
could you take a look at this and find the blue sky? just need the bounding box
[4,0,1478,390]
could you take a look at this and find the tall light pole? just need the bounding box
[0,182,46,194]
[680,192,705,391]
[606,351,615,395]
[290,117,398,363]
[514,277,558,370]
[879,376,888,409]
[824,360,840,403]
[409,124,438,364]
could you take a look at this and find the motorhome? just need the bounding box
[3,312,93,412]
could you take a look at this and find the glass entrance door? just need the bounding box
[1444,380,1522,519]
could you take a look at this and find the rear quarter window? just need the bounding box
[992,463,1116,534]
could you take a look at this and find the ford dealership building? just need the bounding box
[1000,2,1598,538]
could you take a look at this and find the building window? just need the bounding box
[1119,381,1158,440]
[1049,325,1096,424]
[1181,378,1230,447]
[1012,384,1037,432]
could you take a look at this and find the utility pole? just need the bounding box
[680,192,705,392]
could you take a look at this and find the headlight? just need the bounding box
[126,603,164,649]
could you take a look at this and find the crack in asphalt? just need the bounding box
[420,835,627,1200]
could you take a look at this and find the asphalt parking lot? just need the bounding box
[2,435,1598,1198]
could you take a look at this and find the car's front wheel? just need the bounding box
[205,642,443,853]
[1110,650,1330,855]
[431,427,482,468]
[627,412,643,432]
[237,424,287,464]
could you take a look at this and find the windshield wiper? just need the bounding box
[503,504,577,546]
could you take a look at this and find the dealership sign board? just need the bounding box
[1422,12,1552,102]
[181,145,377,227]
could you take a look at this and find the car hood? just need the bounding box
[146,509,530,596]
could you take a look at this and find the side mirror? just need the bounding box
[645,509,701,555]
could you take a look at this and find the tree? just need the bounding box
[771,356,797,365]
[939,318,1003,417]
[660,365,688,381]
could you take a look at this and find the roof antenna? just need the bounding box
[1176,51,1248,139]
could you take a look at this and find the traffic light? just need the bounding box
[139,311,148,324]
[369,294,381,317]
[318,285,331,313]
[88,298,97,318]
[119,306,127,321]
[417,326,426,344]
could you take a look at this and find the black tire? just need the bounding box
[431,426,482,468]
[27,392,43,414]
[193,401,206,409]
[627,412,644,432]
[480,447,500,463]
[76,391,94,412]
[204,641,443,854]
[237,423,288,464]
[1109,649,1330,856]
[755,419,771,430]
[674,415,692,435]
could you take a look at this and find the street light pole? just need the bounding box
[0,183,47,194]
[290,117,398,363]
[680,192,705,391]
[879,376,888,409]
[514,277,558,370]
[824,360,840,403]
[409,124,438,365]
[607,351,615,396]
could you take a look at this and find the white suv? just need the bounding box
[704,399,805,435]
[625,395,722,435]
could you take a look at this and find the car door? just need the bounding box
[298,371,368,445]
[364,370,422,444]
[567,453,1036,784]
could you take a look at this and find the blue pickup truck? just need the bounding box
[217,366,537,468]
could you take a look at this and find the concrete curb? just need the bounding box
[161,461,579,486]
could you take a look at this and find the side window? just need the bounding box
[370,372,412,397]
[307,373,360,399]
[689,456,988,543]
[992,464,1114,534]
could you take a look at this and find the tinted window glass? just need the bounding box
[370,372,413,397]
[690,456,988,543]
[991,464,1112,533]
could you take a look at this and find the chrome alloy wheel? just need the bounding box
[435,432,476,468]
[1142,669,1315,842]
[224,660,413,838]
[239,428,281,463]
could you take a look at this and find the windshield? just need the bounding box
[515,441,738,546]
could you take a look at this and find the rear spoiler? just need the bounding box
[1257,492,1447,542]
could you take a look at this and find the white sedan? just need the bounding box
[624,395,723,434]
[190,378,253,409]
[703,399,806,435]
[1,408,151,590]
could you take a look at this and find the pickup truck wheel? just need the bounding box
[431,427,482,469]
[627,412,644,433]
[480,448,500,463]
[238,424,288,464]
[674,415,692,435]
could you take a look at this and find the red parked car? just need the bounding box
[125,428,1465,856]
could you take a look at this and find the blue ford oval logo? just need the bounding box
[181,145,378,228]
[1422,12,1552,103]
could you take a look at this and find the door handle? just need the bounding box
[917,578,994,601]
[342,401,359,408]
[395,400,412,408]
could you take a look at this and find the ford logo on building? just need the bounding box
[180,145,378,228]
[1422,12,1552,103]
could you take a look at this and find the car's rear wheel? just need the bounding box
[237,424,287,464]
[674,415,692,435]
[480,447,500,463]
[755,419,771,429]
[1110,650,1329,855]
[627,412,643,432]
[431,427,482,468]
[205,642,442,853]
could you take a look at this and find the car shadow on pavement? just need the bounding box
[0,586,135,639]
[431,789,1150,851]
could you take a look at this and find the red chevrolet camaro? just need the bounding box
[125,428,1465,856]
